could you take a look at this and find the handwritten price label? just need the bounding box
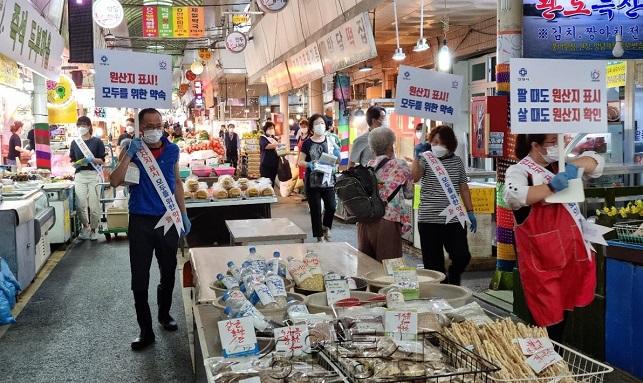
[274,324,309,356]
[383,258,405,275]
[385,311,417,338]
[526,347,563,374]
[325,278,351,305]
[517,337,554,355]
[217,317,259,358]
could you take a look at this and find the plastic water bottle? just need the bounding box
[265,270,288,308]
[385,285,405,309]
[227,261,241,281]
[248,280,278,309]
[286,300,310,320]
[217,273,239,290]
[222,295,270,331]
[222,289,245,303]
[239,264,259,295]
[247,246,266,272]
[269,251,288,278]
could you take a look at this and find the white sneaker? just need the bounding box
[79,229,91,240]
[90,231,99,241]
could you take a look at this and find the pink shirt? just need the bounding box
[368,155,414,234]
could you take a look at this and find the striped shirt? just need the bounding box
[417,154,468,224]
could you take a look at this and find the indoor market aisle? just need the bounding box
[0,238,193,383]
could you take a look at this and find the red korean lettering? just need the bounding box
[583,89,601,103]
[562,0,591,16]
[535,0,564,20]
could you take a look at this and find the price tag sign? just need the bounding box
[517,337,554,356]
[217,317,259,358]
[383,258,405,275]
[393,267,419,300]
[274,324,309,356]
[526,348,563,374]
[325,278,351,306]
[385,311,417,339]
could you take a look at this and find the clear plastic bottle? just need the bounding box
[227,261,241,281]
[265,270,288,308]
[269,251,288,278]
[385,285,405,309]
[286,300,310,320]
[222,295,271,331]
[222,288,245,303]
[247,246,266,273]
[217,273,240,290]
[248,280,278,309]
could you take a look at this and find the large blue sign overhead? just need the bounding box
[523,0,642,59]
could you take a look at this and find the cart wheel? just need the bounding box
[104,233,111,240]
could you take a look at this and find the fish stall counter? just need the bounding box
[0,188,55,290]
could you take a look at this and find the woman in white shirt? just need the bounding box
[503,133,604,341]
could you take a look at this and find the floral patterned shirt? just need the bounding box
[368,155,414,234]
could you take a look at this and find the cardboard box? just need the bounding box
[107,207,129,229]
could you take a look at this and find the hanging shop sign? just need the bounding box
[93,0,124,29]
[510,58,606,134]
[193,80,204,109]
[232,14,251,33]
[0,54,20,88]
[286,43,324,89]
[394,65,464,124]
[47,75,78,124]
[265,62,292,96]
[198,48,212,61]
[225,31,248,53]
[256,0,287,13]
[185,70,196,81]
[317,12,378,74]
[523,0,642,59]
[141,6,205,38]
[93,49,173,109]
[0,0,64,80]
[606,60,626,88]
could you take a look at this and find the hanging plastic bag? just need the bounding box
[1,258,20,307]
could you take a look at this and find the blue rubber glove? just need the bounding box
[550,172,570,192]
[85,154,94,163]
[333,146,340,158]
[181,212,191,236]
[127,138,143,159]
[306,161,315,170]
[564,163,578,179]
[468,212,477,233]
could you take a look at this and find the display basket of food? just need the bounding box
[613,220,643,245]
[364,269,445,293]
[320,331,499,383]
[191,165,213,177]
[444,319,613,383]
[214,166,236,176]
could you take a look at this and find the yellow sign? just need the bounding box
[172,7,189,38]
[48,100,78,124]
[0,54,20,88]
[469,184,495,214]
[232,14,250,25]
[607,61,626,88]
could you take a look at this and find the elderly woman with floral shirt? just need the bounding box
[357,127,414,261]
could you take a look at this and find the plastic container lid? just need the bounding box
[223,306,233,316]
[227,261,235,268]
[249,246,256,254]
[273,251,280,258]
[216,274,224,280]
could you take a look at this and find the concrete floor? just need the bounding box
[0,197,636,383]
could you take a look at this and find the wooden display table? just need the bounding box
[225,218,307,245]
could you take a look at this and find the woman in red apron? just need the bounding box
[504,134,604,340]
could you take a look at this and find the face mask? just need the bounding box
[266,130,274,136]
[432,145,449,158]
[79,127,89,136]
[300,128,308,135]
[381,120,389,129]
[313,124,326,135]
[415,131,423,140]
[542,145,559,164]
[126,126,134,134]
[142,129,163,144]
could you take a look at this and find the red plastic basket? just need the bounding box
[214,167,235,176]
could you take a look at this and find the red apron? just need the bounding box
[514,202,596,327]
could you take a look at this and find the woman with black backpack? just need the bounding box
[297,114,340,242]
[357,127,414,261]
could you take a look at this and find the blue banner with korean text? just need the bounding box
[523,0,642,59]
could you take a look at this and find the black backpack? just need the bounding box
[335,159,402,224]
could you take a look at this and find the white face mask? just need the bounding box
[142,129,163,144]
[126,126,134,134]
[542,145,559,164]
[415,131,423,140]
[313,123,326,136]
[381,119,389,129]
[79,127,89,136]
[431,145,449,158]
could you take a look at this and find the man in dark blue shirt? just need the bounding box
[110,108,191,351]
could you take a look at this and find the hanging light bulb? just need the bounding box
[438,40,452,72]
[612,33,624,58]
[391,0,405,61]
[191,60,204,75]
[359,64,373,72]
[413,0,430,52]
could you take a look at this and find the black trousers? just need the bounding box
[129,214,179,334]
[226,155,238,169]
[306,187,336,238]
[418,222,471,285]
[260,164,278,187]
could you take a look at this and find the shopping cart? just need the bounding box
[95,143,129,240]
